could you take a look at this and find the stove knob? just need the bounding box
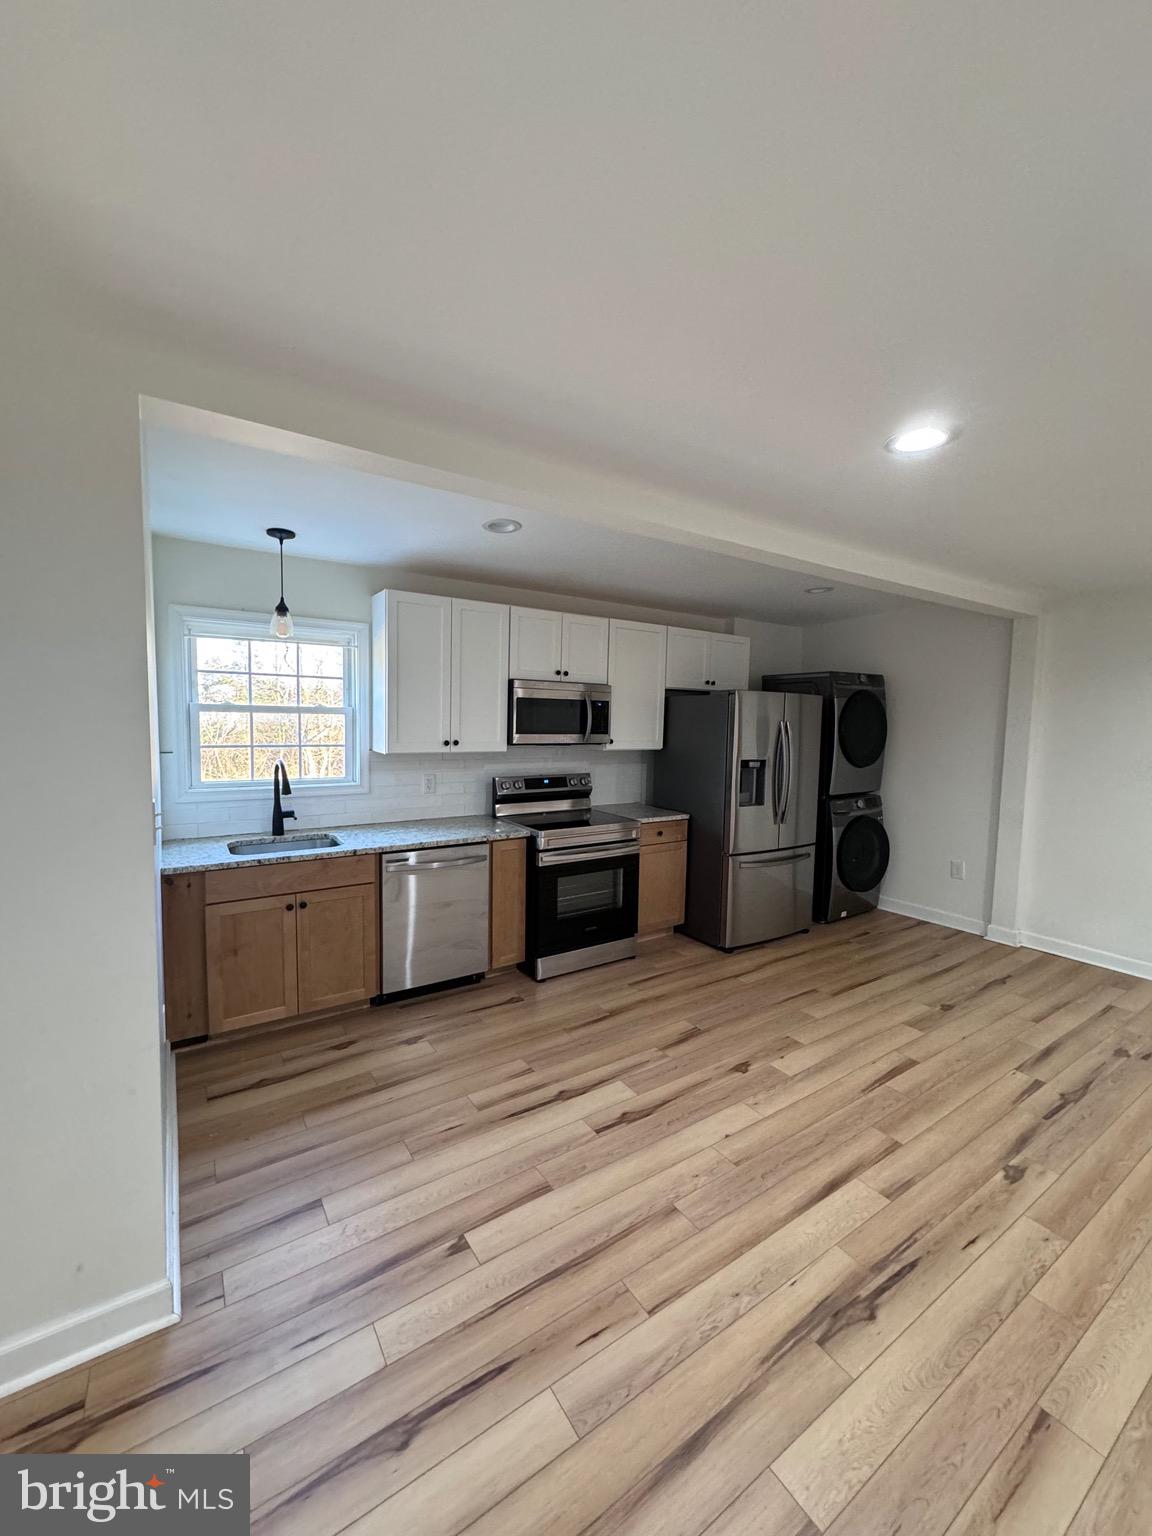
[515,779,525,789]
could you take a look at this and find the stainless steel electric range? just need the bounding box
[492,772,640,980]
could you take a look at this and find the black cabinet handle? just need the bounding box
[563,670,569,676]
[443,739,450,746]
[452,738,460,746]
[298,900,308,910]
[555,669,562,676]
[656,829,664,837]
[285,903,294,911]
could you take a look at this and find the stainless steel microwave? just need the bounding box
[508,679,612,745]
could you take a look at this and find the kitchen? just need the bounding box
[148,415,957,1046]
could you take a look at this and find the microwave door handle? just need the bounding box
[582,689,593,744]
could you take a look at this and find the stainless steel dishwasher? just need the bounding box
[380,843,491,994]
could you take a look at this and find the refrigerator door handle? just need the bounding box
[771,722,784,823]
[736,850,812,867]
[781,717,793,826]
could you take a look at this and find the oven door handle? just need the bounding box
[537,844,641,867]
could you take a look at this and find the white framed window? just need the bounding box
[171,606,369,800]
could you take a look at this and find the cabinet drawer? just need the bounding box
[638,820,687,846]
[204,853,377,904]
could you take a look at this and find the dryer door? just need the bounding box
[830,688,887,793]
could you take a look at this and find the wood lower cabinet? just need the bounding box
[489,837,527,970]
[296,882,379,1014]
[166,854,382,1040]
[161,872,208,1041]
[205,894,299,1034]
[637,820,688,936]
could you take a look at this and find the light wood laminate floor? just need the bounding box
[7,913,1152,1535]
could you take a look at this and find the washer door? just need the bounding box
[836,815,890,893]
[838,689,888,770]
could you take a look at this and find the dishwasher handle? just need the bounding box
[384,854,489,871]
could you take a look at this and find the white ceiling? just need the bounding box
[5,3,1152,597]
[144,423,910,625]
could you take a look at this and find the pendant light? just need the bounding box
[266,527,296,638]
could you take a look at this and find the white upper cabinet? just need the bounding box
[373,590,509,753]
[451,599,511,752]
[508,606,609,683]
[508,607,563,679]
[372,590,452,752]
[709,633,752,689]
[561,613,610,683]
[665,627,711,690]
[607,619,667,750]
[665,627,750,690]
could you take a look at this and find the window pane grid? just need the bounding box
[188,629,356,789]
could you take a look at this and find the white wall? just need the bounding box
[151,536,746,838]
[801,605,1013,931]
[732,616,803,681]
[0,283,171,1393]
[1017,592,1152,976]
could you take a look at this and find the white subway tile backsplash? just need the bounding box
[160,749,651,840]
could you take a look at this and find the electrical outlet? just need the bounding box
[422,773,437,795]
[950,859,966,880]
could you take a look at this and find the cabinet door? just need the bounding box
[638,841,688,935]
[162,872,207,1041]
[607,619,667,749]
[373,590,452,752]
[562,614,610,683]
[205,895,298,1034]
[297,883,379,1013]
[508,606,563,679]
[489,837,527,969]
[451,598,510,751]
[665,627,710,689]
[709,633,751,689]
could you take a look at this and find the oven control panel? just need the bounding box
[495,773,592,795]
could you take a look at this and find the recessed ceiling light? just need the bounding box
[805,586,834,595]
[885,425,953,455]
[482,518,522,534]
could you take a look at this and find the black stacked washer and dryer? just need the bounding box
[760,671,890,921]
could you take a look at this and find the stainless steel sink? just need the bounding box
[227,833,342,856]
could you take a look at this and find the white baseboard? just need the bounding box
[163,1044,183,1318]
[985,924,1021,947]
[0,1279,176,1403]
[878,896,988,937]
[1017,931,1152,983]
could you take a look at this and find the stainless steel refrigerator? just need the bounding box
[653,689,821,949]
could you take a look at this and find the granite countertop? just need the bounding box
[160,816,528,875]
[599,802,690,823]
